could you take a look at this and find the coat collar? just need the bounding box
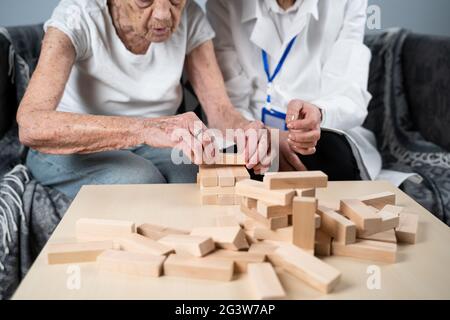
[241,0,319,58]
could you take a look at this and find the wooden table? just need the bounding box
[13,181,450,300]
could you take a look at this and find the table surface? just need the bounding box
[13,181,450,300]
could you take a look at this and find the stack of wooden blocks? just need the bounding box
[197,152,250,206]
[46,171,420,300]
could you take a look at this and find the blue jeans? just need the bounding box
[26,145,198,199]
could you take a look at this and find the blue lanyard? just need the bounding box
[262,36,297,105]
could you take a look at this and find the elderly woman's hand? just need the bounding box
[143,111,215,165]
[285,99,322,156]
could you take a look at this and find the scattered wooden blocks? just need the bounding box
[263,171,328,190]
[378,205,402,231]
[256,201,292,218]
[241,200,289,230]
[232,166,251,182]
[248,263,286,300]
[191,226,249,251]
[340,200,382,236]
[332,239,397,263]
[395,212,419,244]
[206,250,266,273]
[116,233,174,256]
[292,197,317,254]
[316,206,356,245]
[359,192,396,210]
[163,254,234,282]
[315,230,332,257]
[47,241,113,265]
[76,218,136,241]
[358,229,397,244]
[215,215,241,227]
[296,188,316,197]
[158,234,215,257]
[97,250,166,277]
[272,244,341,294]
[137,223,189,241]
[235,179,295,206]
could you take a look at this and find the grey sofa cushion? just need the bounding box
[0,33,16,138]
[403,34,450,152]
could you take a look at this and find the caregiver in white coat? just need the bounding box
[206,0,382,180]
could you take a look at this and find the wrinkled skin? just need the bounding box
[17,0,268,167]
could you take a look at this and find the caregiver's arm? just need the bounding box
[17,28,209,155]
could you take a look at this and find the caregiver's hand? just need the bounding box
[285,100,322,156]
[279,131,307,171]
[143,112,214,165]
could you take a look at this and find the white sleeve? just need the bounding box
[311,0,372,131]
[44,0,91,61]
[186,0,216,54]
[206,0,255,121]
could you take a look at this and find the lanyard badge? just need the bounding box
[261,36,297,131]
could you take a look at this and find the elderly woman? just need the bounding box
[17,0,264,199]
[207,0,382,180]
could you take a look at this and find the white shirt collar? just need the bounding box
[241,0,319,22]
[263,0,303,15]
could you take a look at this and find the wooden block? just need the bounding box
[235,179,295,206]
[296,188,316,197]
[232,166,250,182]
[249,242,279,255]
[252,226,293,242]
[201,194,218,205]
[263,171,328,190]
[117,233,174,256]
[163,254,234,281]
[97,249,165,277]
[234,195,242,205]
[395,212,419,244]
[314,214,321,229]
[315,230,332,256]
[316,206,356,245]
[378,205,402,231]
[158,234,215,257]
[242,197,257,209]
[216,167,236,187]
[200,185,235,195]
[215,215,241,227]
[292,197,317,254]
[248,263,286,300]
[358,229,397,244]
[273,244,341,294]
[332,239,397,263]
[206,250,266,273]
[137,223,189,240]
[76,218,135,241]
[47,241,113,265]
[256,200,292,218]
[215,153,246,166]
[359,192,396,210]
[191,226,249,251]
[198,166,218,187]
[340,200,382,236]
[217,194,236,206]
[241,202,289,230]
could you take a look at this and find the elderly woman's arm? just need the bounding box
[17,28,209,156]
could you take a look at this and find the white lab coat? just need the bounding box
[206,0,382,180]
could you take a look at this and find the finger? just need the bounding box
[248,128,269,169]
[286,100,304,123]
[287,117,318,130]
[287,130,321,143]
[291,145,317,156]
[287,139,317,150]
[285,151,308,171]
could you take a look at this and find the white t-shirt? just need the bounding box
[44,0,215,118]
